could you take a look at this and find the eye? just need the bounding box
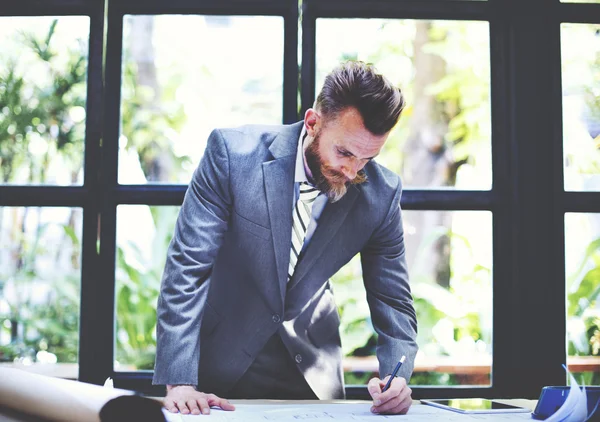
[336,147,352,158]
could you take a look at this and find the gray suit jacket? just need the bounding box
[153,122,418,399]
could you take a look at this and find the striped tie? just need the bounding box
[288,182,320,281]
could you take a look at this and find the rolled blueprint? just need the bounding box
[0,367,165,422]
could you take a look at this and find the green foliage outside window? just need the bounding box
[0,218,80,364]
[567,234,600,385]
[115,207,180,370]
[0,20,87,185]
[0,18,87,365]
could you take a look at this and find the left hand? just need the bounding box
[367,375,412,415]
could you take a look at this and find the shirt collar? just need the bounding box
[295,124,309,183]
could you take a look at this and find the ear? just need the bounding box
[304,108,320,137]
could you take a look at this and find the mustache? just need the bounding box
[317,165,367,203]
[321,165,367,186]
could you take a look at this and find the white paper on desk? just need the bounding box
[162,402,533,421]
[544,370,588,422]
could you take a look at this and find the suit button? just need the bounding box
[272,314,281,323]
[295,354,302,364]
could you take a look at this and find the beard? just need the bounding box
[305,131,368,203]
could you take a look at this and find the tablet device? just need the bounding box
[421,398,531,414]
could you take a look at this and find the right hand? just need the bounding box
[164,385,236,415]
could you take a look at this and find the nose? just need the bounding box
[341,167,356,180]
[341,161,362,180]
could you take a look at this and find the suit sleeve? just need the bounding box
[360,180,418,381]
[153,129,232,386]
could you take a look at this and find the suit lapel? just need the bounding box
[263,158,295,304]
[288,185,360,291]
[263,122,303,305]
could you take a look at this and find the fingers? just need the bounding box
[374,396,413,415]
[373,387,412,414]
[370,377,413,415]
[207,393,236,411]
[197,397,211,415]
[381,376,406,401]
[367,377,383,400]
[164,390,235,414]
[167,398,208,415]
[187,399,202,415]
[163,397,178,414]
[176,399,190,414]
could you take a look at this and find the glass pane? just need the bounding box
[334,211,493,386]
[119,15,284,185]
[565,213,600,385]
[114,205,179,370]
[0,17,90,185]
[562,24,600,191]
[316,19,492,190]
[0,207,82,376]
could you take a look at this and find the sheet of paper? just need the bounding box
[544,370,588,422]
[162,403,533,421]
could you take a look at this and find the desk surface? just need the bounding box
[0,399,538,422]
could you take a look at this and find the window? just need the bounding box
[114,205,179,371]
[0,16,89,186]
[314,18,494,387]
[316,19,492,191]
[562,23,600,192]
[0,0,101,383]
[0,207,82,367]
[119,15,284,184]
[334,211,493,387]
[562,22,600,386]
[3,0,599,400]
[565,213,600,385]
[102,0,298,392]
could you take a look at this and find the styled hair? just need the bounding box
[315,61,405,135]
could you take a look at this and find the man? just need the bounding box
[153,61,418,416]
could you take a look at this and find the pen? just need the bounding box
[382,355,406,392]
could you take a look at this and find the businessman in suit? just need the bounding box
[153,61,418,416]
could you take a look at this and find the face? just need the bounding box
[303,107,388,202]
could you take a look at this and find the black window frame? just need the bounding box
[2,0,600,401]
[0,0,105,386]
[99,0,299,395]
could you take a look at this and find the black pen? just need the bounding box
[382,355,406,392]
